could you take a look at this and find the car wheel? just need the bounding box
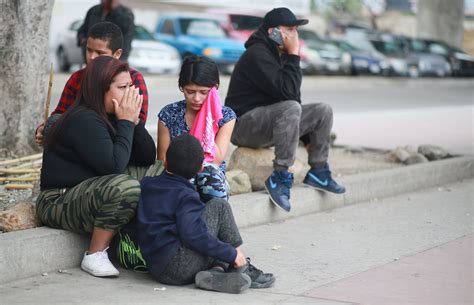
[342,65,352,76]
[57,47,70,72]
[350,66,358,76]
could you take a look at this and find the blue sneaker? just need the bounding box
[264,170,293,212]
[303,164,346,194]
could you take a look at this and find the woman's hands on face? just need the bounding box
[112,85,143,125]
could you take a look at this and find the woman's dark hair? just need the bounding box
[166,134,204,179]
[44,56,129,149]
[178,55,220,89]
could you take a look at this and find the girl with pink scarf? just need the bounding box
[157,56,236,202]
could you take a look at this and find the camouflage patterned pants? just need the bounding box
[231,101,333,171]
[36,161,164,234]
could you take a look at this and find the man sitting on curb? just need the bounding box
[35,21,148,145]
[225,7,345,212]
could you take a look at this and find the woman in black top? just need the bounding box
[37,56,161,278]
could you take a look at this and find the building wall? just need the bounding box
[122,0,310,15]
[376,11,417,37]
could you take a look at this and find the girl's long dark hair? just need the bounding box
[178,55,220,89]
[44,56,129,149]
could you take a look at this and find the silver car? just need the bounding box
[383,34,451,77]
[56,20,181,74]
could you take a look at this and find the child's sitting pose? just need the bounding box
[134,134,275,293]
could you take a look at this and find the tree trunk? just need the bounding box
[417,0,464,48]
[0,0,54,156]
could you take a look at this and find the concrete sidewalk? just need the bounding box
[1,179,472,305]
[0,156,473,284]
[308,235,473,305]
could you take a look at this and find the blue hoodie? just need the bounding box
[135,171,237,276]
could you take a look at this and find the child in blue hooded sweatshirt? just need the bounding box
[134,134,275,293]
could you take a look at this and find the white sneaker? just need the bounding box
[80,247,119,277]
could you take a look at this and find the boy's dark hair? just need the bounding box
[87,21,123,53]
[166,134,204,179]
[178,55,220,89]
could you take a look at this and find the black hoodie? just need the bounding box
[225,26,302,117]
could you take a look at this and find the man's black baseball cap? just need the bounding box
[263,7,309,29]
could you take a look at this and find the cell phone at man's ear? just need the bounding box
[269,27,283,46]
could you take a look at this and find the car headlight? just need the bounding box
[203,48,223,57]
[378,60,388,69]
[419,60,427,71]
[342,52,351,64]
[389,58,407,72]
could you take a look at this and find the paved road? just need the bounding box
[1,179,472,304]
[49,74,474,154]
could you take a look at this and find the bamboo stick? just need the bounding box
[44,63,54,122]
[0,153,43,166]
[0,177,39,182]
[10,162,40,170]
[0,168,41,175]
[4,184,34,190]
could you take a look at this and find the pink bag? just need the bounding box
[189,87,223,163]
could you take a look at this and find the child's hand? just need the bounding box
[233,248,247,268]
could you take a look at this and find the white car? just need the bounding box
[56,20,181,74]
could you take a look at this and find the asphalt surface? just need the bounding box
[1,179,472,305]
[49,74,474,154]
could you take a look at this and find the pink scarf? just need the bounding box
[189,87,223,163]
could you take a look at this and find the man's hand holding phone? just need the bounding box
[269,27,284,46]
[281,27,299,56]
[269,26,299,56]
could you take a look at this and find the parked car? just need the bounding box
[413,39,474,77]
[56,19,83,72]
[370,39,419,77]
[298,29,350,75]
[55,20,181,74]
[345,35,418,77]
[329,39,383,75]
[129,25,181,74]
[206,9,264,42]
[379,34,451,77]
[154,14,245,74]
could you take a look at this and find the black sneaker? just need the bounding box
[234,258,276,289]
[195,268,251,294]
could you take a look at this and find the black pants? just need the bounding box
[150,199,243,285]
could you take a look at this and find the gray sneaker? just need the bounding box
[232,258,276,288]
[195,268,251,294]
